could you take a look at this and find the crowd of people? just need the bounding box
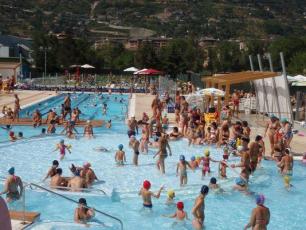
[0,88,296,229]
[123,90,294,229]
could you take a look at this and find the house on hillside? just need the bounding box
[0,35,33,78]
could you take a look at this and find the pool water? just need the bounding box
[0,93,305,230]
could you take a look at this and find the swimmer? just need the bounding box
[43,160,59,181]
[74,198,95,225]
[164,201,189,221]
[67,170,86,192]
[81,162,98,187]
[53,139,71,160]
[176,155,193,186]
[138,180,164,209]
[1,124,12,130]
[209,177,224,193]
[200,150,218,179]
[192,185,209,230]
[17,132,23,139]
[93,146,109,152]
[50,168,67,188]
[9,131,17,142]
[189,156,199,169]
[233,177,249,194]
[244,194,270,230]
[277,148,293,176]
[166,189,175,205]
[0,167,23,203]
[129,136,140,166]
[83,120,94,138]
[115,144,126,166]
[219,154,228,179]
[105,120,112,129]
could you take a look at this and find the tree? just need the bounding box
[288,52,306,75]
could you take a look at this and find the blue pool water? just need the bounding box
[0,93,305,230]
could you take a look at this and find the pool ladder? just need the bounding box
[0,178,123,229]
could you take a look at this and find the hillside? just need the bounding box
[1,0,306,41]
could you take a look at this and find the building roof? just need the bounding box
[0,62,21,69]
[202,71,278,85]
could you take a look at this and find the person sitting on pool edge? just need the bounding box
[115,144,126,166]
[74,198,95,225]
[0,167,23,203]
[244,194,270,230]
[138,180,164,209]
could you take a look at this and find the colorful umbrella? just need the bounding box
[135,68,162,76]
[196,88,225,97]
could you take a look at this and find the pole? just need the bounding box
[248,55,254,71]
[280,52,294,124]
[257,54,269,118]
[267,53,281,118]
[44,49,47,85]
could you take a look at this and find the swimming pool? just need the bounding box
[1,93,305,230]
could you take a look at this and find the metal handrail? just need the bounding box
[23,220,108,229]
[28,183,123,230]
[0,178,123,229]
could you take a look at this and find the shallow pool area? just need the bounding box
[1,93,306,230]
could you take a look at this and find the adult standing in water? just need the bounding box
[127,116,138,138]
[192,185,209,230]
[63,93,71,120]
[244,194,270,230]
[0,196,11,230]
[264,115,281,156]
[74,198,95,225]
[0,167,23,203]
[153,134,172,174]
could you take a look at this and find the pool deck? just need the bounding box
[0,90,57,117]
[129,93,306,156]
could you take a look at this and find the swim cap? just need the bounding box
[177,201,184,210]
[79,198,87,205]
[167,189,175,198]
[191,156,196,161]
[83,162,91,168]
[52,160,59,166]
[204,150,210,156]
[210,177,217,184]
[118,144,123,150]
[235,177,245,186]
[281,118,288,123]
[9,131,14,137]
[8,167,15,175]
[270,114,277,119]
[75,169,81,177]
[143,180,151,190]
[255,194,265,205]
[200,185,209,195]
[180,155,185,161]
[223,147,229,152]
[60,139,64,144]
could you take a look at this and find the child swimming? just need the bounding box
[176,155,192,186]
[115,144,126,166]
[189,156,199,170]
[138,180,163,209]
[166,189,175,205]
[53,139,71,160]
[164,201,189,221]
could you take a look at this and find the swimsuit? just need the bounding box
[134,151,140,155]
[59,146,66,155]
[180,169,187,177]
[143,203,153,208]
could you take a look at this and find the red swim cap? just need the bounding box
[9,131,14,137]
[143,180,151,190]
[177,201,184,210]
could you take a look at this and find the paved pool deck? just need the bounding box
[0,90,57,116]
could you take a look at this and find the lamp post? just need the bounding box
[39,46,51,84]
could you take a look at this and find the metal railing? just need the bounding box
[0,178,123,229]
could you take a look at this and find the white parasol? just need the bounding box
[195,88,225,97]
[81,64,95,69]
[124,67,139,72]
